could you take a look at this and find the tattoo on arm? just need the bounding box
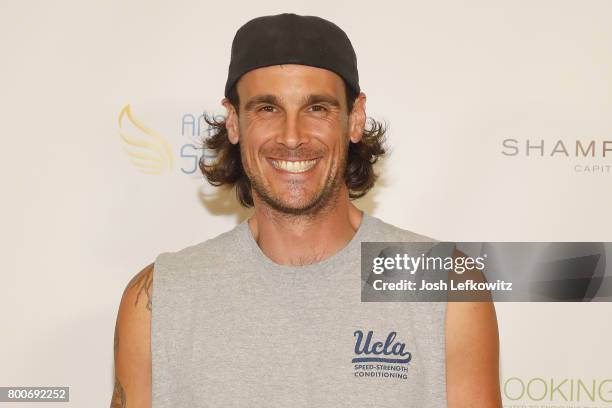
[111,264,153,406]
[127,265,153,311]
[111,324,127,407]
[110,377,127,408]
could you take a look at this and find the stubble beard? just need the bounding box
[242,139,350,218]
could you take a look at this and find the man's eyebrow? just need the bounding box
[243,94,342,111]
[243,95,282,111]
[303,94,341,108]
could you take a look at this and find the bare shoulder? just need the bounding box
[122,262,154,312]
[111,263,154,408]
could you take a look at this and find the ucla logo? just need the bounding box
[352,330,412,364]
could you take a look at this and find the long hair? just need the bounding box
[199,82,388,207]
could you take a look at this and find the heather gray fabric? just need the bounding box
[151,212,447,407]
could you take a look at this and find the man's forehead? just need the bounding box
[236,64,346,97]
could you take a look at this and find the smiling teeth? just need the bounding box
[271,159,318,173]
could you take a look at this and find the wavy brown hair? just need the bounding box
[199,81,388,207]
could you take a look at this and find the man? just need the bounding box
[111,13,502,408]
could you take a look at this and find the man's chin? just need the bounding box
[272,198,320,213]
[251,177,341,215]
[260,193,327,215]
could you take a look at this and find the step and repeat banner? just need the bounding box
[2,0,611,406]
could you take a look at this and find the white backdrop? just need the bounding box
[2,0,611,406]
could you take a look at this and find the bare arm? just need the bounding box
[111,263,154,408]
[446,300,502,407]
[446,250,502,408]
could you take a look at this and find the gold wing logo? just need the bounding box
[118,104,174,174]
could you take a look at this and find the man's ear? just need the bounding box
[222,98,240,144]
[348,92,367,144]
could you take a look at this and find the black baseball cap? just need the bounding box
[224,13,360,98]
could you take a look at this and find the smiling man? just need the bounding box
[111,13,502,408]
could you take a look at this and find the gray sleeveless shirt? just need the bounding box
[151,212,447,407]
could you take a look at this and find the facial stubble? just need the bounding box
[241,135,351,218]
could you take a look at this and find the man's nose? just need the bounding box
[275,111,308,148]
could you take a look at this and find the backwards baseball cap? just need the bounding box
[224,13,360,98]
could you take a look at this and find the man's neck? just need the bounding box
[247,195,364,267]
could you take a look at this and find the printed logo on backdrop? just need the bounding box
[502,376,612,408]
[117,104,218,175]
[352,330,412,381]
[501,138,612,174]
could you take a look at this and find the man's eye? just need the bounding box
[260,105,276,113]
[310,105,327,112]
